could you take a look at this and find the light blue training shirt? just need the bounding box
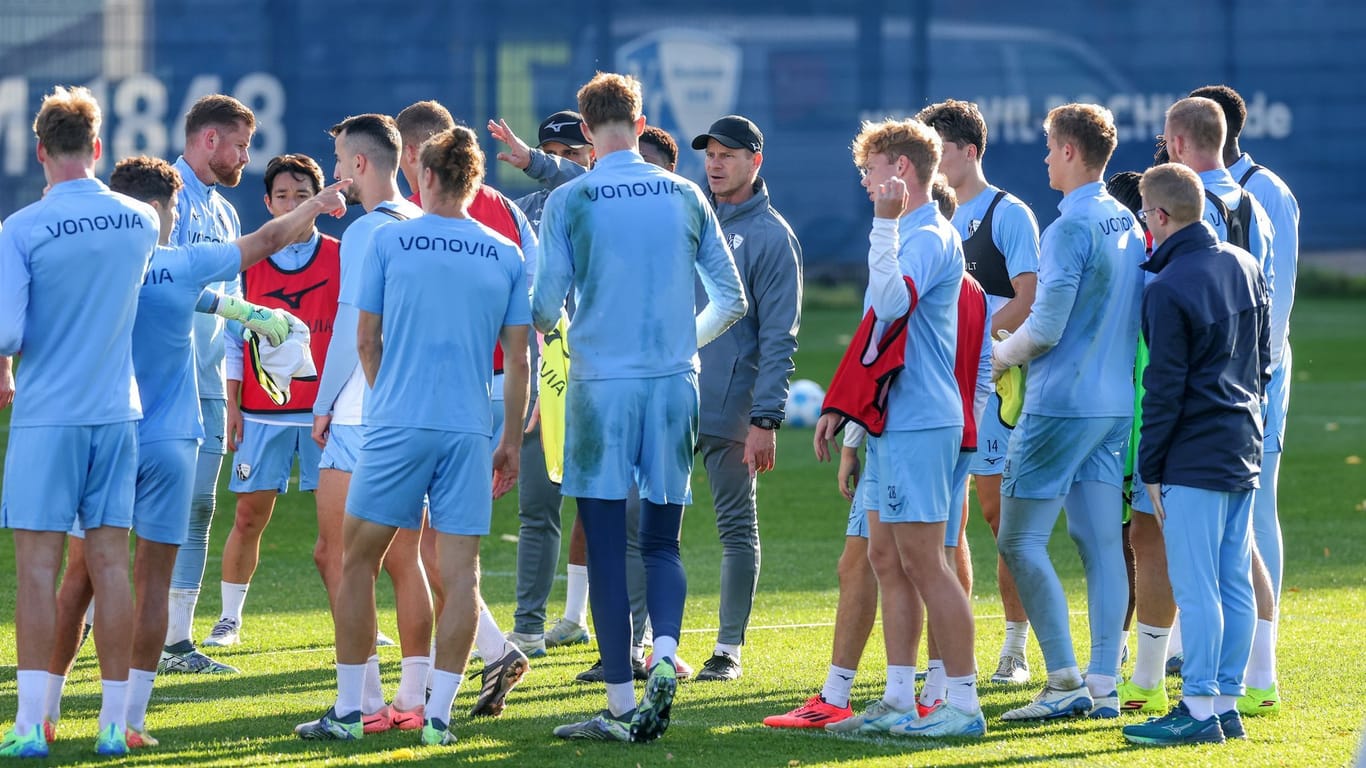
[0,177,158,425]
[171,156,242,402]
[531,149,745,380]
[1022,181,1145,418]
[353,215,530,435]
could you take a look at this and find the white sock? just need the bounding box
[1086,673,1116,698]
[97,679,128,732]
[15,670,47,732]
[631,644,646,663]
[395,656,430,711]
[1167,617,1183,656]
[335,662,366,719]
[43,673,66,724]
[920,660,946,706]
[1244,618,1278,689]
[1003,620,1029,658]
[945,673,979,713]
[362,654,385,714]
[821,665,857,709]
[166,588,199,645]
[427,669,463,727]
[1046,665,1084,690]
[84,601,96,626]
[884,665,917,711]
[565,564,589,626]
[1132,622,1171,689]
[475,604,507,662]
[125,668,157,732]
[220,581,250,624]
[1214,694,1238,714]
[713,642,740,661]
[426,640,438,689]
[1184,694,1214,721]
[653,636,679,667]
[606,682,635,718]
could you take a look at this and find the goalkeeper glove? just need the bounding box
[214,295,290,346]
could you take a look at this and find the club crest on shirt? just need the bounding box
[235,463,252,481]
[728,233,745,250]
[968,219,982,236]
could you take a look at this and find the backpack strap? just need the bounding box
[1237,164,1266,187]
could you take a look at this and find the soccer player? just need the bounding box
[993,104,1145,723]
[393,98,537,711]
[765,179,960,730]
[534,72,745,742]
[295,124,531,747]
[488,110,594,229]
[813,118,982,738]
[916,99,1041,685]
[688,114,802,682]
[1121,96,1278,714]
[203,154,338,649]
[489,116,690,672]
[307,113,432,732]
[161,94,256,676]
[44,155,347,749]
[1120,162,1269,746]
[1188,83,1298,714]
[0,85,159,758]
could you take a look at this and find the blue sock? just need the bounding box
[998,494,1077,673]
[577,498,633,685]
[1065,481,1127,681]
[638,500,687,644]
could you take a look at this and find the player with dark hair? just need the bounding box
[916,98,1040,686]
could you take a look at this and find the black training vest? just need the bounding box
[963,190,1014,299]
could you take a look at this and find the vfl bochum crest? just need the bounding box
[618,29,740,181]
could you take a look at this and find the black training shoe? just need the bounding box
[575,656,648,683]
[694,653,742,682]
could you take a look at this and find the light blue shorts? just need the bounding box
[230,420,321,493]
[846,476,869,539]
[869,427,960,524]
[1002,414,1130,500]
[561,372,699,505]
[72,438,198,544]
[2,423,137,532]
[968,391,1011,476]
[319,423,364,473]
[1264,354,1289,454]
[199,398,227,456]
[946,451,973,547]
[347,426,492,535]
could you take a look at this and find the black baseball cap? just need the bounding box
[537,110,589,149]
[691,115,764,153]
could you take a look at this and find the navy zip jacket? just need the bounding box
[1138,221,1272,491]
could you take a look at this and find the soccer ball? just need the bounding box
[785,378,826,428]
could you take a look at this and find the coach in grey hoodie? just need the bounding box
[691,115,803,681]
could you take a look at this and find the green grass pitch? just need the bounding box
[0,297,1362,766]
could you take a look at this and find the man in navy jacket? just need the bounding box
[1122,163,1271,747]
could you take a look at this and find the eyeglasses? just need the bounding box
[1137,207,1167,223]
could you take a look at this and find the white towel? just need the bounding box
[244,313,316,406]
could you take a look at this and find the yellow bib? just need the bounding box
[538,313,571,483]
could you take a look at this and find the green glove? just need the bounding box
[215,295,289,346]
